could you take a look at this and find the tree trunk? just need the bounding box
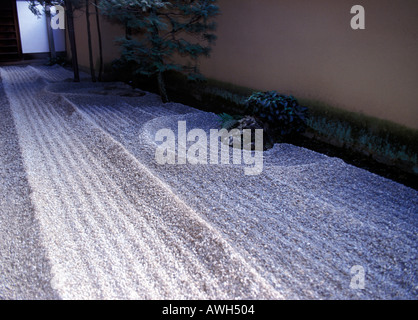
[45,5,56,61]
[66,1,79,82]
[94,0,103,81]
[125,22,132,40]
[150,13,168,103]
[157,71,169,103]
[85,0,96,82]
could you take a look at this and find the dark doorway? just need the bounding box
[0,0,22,63]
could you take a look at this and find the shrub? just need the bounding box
[99,0,219,102]
[246,91,308,136]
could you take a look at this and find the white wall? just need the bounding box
[16,0,65,54]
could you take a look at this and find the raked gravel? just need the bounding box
[0,71,58,299]
[0,65,417,299]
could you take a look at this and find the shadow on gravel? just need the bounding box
[0,74,59,300]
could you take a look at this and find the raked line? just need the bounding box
[0,65,283,299]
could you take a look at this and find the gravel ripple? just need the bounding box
[1,65,417,300]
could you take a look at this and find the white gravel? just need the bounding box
[0,69,58,300]
[0,65,417,299]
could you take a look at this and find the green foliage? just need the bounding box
[100,0,219,99]
[246,91,308,136]
[306,117,354,144]
[28,0,62,16]
[28,0,83,15]
[217,113,243,130]
[306,115,418,165]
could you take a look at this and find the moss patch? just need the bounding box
[302,100,418,168]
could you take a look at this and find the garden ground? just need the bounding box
[0,65,416,299]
